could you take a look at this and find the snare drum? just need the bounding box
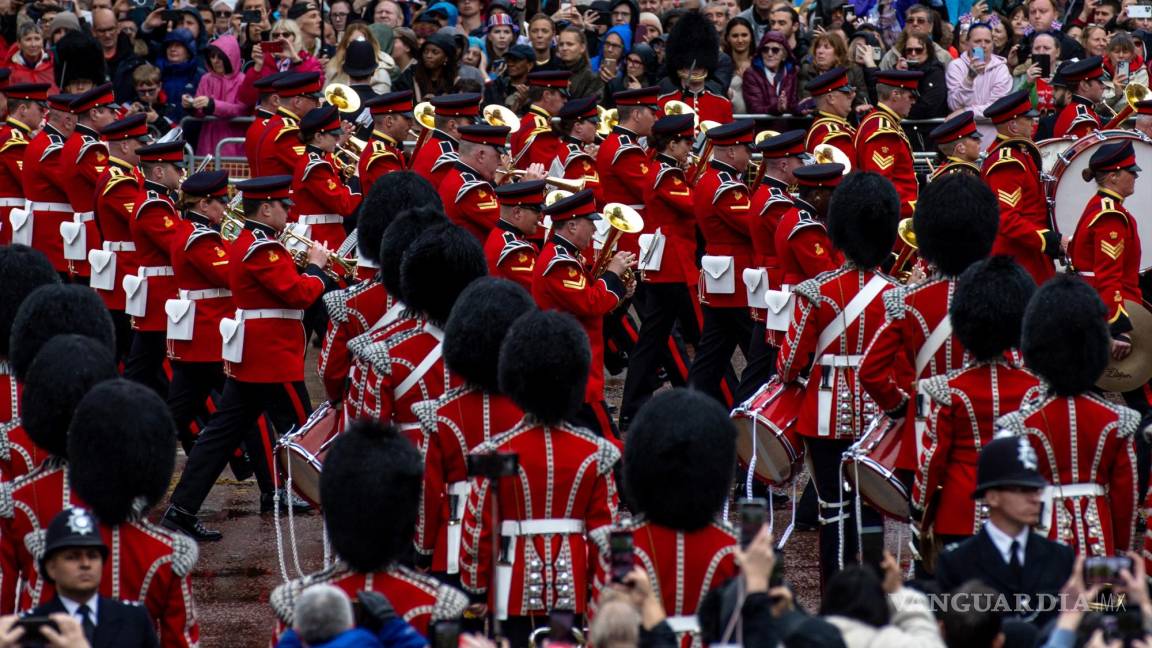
[276,402,342,507]
[842,415,910,520]
[732,377,806,485]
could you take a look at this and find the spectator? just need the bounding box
[770,4,808,59]
[326,26,395,93]
[329,0,351,40]
[44,10,79,44]
[591,24,630,73]
[484,14,517,76]
[93,8,144,102]
[390,27,418,80]
[989,14,1015,58]
[736,0,775,45]
[704,2,729,33]
[1014,31,1060,113]
[457,0,483,35]
[160,28,202,122]
[463,36,487,78]
[1102,31,1148,114]
[895,32,949,118]
[743,30,797,115]
[723,17,754,111]
[849,30,883,106]
[372,0,403,28]
[1024,0,1084,58]
[393,32,458,99]
[941,581,1005,648]
[610,0,639,35]
[557,26,604,99]
[527,14,560,70]
[263,19,324,75]
[485,43,532,109]
[821,558,946,648]
[237,0,272,60]
[199,6,218,39]
[1080,23,1109,57]
[212,0,235,36]
[799,32,859,103]
[5,23,56,91]
[188,34,247,157]
[604,42,656,100]
[280,585,382,648]
[593,569,677,648]
[947,22,1013,116]
[287,0,333,60]
[881,5,953,69]
[128,63,175,136]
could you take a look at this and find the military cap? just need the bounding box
[929,110,980,144]
[68,82,115,113]
[1057,55,1104,83]
[794,163,845,188]
[527,70,572,91]
[494,180,546,209]
[137,140,185,164]
[651,114,694,139]
[237,175,292,201]
[272,72,323,98]
[1089,139,1141,173]
[47,94,77,112]
[805,67,854,95]
[299,105,342,137]
[705,119,755,146]
[458,124,509,150]
[4,83,49,102]
[756,129,806,158]
[100,113,149,141]
[430,92,481,117]
[613,86,660,108]
[983,90,1038,123]
[254,70,290,94]
[542,188,601,222]
[365,90,414,116]
[181,170,230,198]
[557,95,599,121]
[874,69,924,89]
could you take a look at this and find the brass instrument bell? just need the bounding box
[414,101,437,130]
[323,83,361,114]
[812,143,853,173]
[597,107,619,137]
[483,104,521,133]
[591,202,644,285]
[663,99,698,129]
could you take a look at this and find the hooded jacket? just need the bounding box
[742,30,798,115]
[945,51,1014,117]
[156,28,203,122]
[3,45,55,92]
[191,35,248,156]
[590,24,631,73]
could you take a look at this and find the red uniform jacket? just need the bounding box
[532,236,627,404]
[805,112,856,162]
[359,131,406,195]
[512,106,563,170]
[0,118,31,246]
[341,309,419,425]
[460,420,619,617]
[439,161,500,242]
[657,89,734,124]
[244,107,275,176]
[982,136,1057,284]
[225,221,327,383]
[0,364,42,482]
[59,123,109,278]
[642,154,697,285]
[1070,189,1142,333]
[129,183,181,332]
[484,220,539,292]
[318,280,391,402]
[750,176,791,288]
[998,392,1140,556]
[1053,95,1101,138]
[773,197,841,287]
[21,124,72,274]
[695,161,755,309]
[92,159,144,311]
[928,157,981,181]
[290,146,362,250]
[595,126,650,255]
[854,104,917,218]
[168,215,232,363]
[914,363,1040,536]
[409,129,458,189]
[255,108,305,177]
[560,138,601,196]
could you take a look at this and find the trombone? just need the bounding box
[279,227,359,281]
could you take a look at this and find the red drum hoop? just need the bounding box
[842,415,910,520]
[275,401,342,508]
[732,377,806,486]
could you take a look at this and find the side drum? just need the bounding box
[275,401,342,508]
[732,377,806,486]
[842,415,910,520]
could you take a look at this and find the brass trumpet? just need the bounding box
[597,107,619,138]
[323,82,361,114]
[504,171,586,192]
[483,104,521,133]
[279,227,358,281]
[591,202,644,286]
[1104,81,1150,128]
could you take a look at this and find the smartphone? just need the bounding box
[1084,556,1134,586]
[738,498,767,549]
[812,15,823,28]
[973,46,985,61]
[14,616,58,642]
[769,544,785,588]
[844,3,855,20]
[546,609,576,646]
[609,529,634,583]
[241,8,262,22]
[602,58,618,76]
[466,452,519,479]
[430,620,461,648]
[872,46,883,63]
[262,39,283,54]
[596,9,611,25]
[1034,53,1051,78]
[161,8,181,22]
[860,530,885,573]
[1130,3,1152,17]
[1119,59,1131,79]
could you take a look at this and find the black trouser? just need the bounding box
[123,330,168,397]
[571,400,620,443]
[170,378,312,514]
[734,319,777,404]
[804,436,884,588]
[109,310,133,367]
[167,361,227,448]
[602,303,638,376]
[619,282,699,424]
[688,305,752,407]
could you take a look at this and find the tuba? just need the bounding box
[410,101,437,154]
[591,203,644,286]
[1104,82,1150,129]
[323,83,361,114]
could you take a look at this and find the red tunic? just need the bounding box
[595,127,650,255]
[854,104,917,219]
[0,364,42,482]
[0,118,31,246]
[483,220,538,292]
[244,107,275,176]
[512,106,563,171]
[439,161,500,242]
[805,112,856,162]
[982,136,1057,285]
[341,311,419,425]
[59,123,109,278]
[642,155,696,285]
[129,184,181,332]
[21,124,72,274]
[92,159,144,311]
[409,129,458,189]
[289,147,362,250]
[749,176,790,287]
[560,139,601,196]
[358,131,406,195]
[695,161,755,309]
[318,280,391,402]
[1052,95,1101,138]
[773,198,841,287]
[255,109,305,177]
[657,89,734,125]
[167,216,232,363]
[1070,189,1143,332]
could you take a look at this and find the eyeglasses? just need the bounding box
[270,30,294,38]
[907,16,930,23]
[214,9,232,17]
[903,46,925,54]
[764,46,784,54]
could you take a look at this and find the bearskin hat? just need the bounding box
[499,310,590,425]
[624,389,736,531]
[0,245,59,358]
[400,224,488,325]
[914,173,999,277]
[951,257,1035,362]
[54,32,107,89]
[664,10,719,84]
[378,207,448,299]
[320,420,423,573]
[359,172,443,265]
[68,379,177,524]
[9,284,114,381]
[444,278,537,392]
[22,335,117,458]
[827,172,900,269]
[1022,275,1109,396]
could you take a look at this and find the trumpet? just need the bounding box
[323,82,361,114]
[503,171,586,192]
[483,104,521,133]
[591,202,644,287]
[279,227,359,281]
[597,107,619,138]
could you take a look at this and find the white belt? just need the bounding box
[30,201,73,212]
[665,616,700,634]
[500,519,585,536]
[818,354,863,368]
[0,197,24,207]
[1078,271,1096,277]
[626,204,645,210]
[139,265,174,277]
[297,214,343,225]
[448,481,471,498]
[1045,483,1106,498]
[74,211,95,222]
[236,308,304,320]
[104,241,136,252]
[180,288,232,300]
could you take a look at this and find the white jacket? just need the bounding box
[824,587,946,648]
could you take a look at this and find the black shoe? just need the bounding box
[261,489,312,514]
[161,506,223,542]
[228,452,254,481]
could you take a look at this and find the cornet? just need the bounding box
[279,227,358,281]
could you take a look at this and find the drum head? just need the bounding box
[283,449,323,506]
[1036,137,1075,174]
[852,459,911,520]
[1098,299,1152,391]
[732,381,804,486]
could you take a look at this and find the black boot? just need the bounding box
[162,506,223,542]
[261,489,312,514]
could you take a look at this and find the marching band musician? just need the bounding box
[416,278,534,575]
[162,175,333,543]
[358,91,414,195]
[555,96,601,193]
[289,105,362,249]
[244,71,288,176]
[997,275,1139,557]
[0,85,46,247]
[1135,100,1152,139]
[440,124,517,242]
[459,310,619,645]
[657,11,734,125]
[913,257,1039,550]
[122,140,187,396]
[926,111,982,180]
[255,72,322,177]
[804,68,857,162]
[19,93,77,281]
[484,180,544,291]
[776,170,900,587]
[533,189,635,442]
[1052,56,1105,138]
[854,70,922,220]
[774,146,844,287]
[982,91,1061,285]
[59,83,119,283]
[596,86,659,257]
[409,92,481,189]
[510,71,570,170]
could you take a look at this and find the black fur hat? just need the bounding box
[378,207,448,299]
[664,10,719,84]
[9,284,114,381]
[624,389,736,531]
[499,310,590,425]
[0,245,59,358]
[1022,275,1109,396]
[320,420,423,572]
[358,172,443,265]
[400,224,488,325]
[827,172,899,269]
[444,278,537,392]
[54,32,107,89]
[68,379,177,524]
[951,256,1035,361]
[21,335,117,458]
[914,173,999,277]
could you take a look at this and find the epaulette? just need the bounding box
[1087,197,1131,228]
[528,113,551,138]
[301,152,333,180]
[556,422,621,472]
[137,191,175,217]
[654,163,684,187]
[412,397,441,435]
[993,406,1035,439]
[0,128,27,155]
[0,482,12,518]
[77,136,107,163]
[167,531,200,576]
[432,151,459,172]
[433,581,470,621]
[587,524,613,554]
[788,209,825,239]
[24,528,45,563]
[760,187,792,215]
[986,146,1026,172]
[1067,104,1099,130]
[713,173,747,205]
[455,171,493,202]
[792,278,821,304]
[882,286,906,320]
[611,136,643,165]
[274,116,299,140]
[102,166,137,196]
[544,244,582,275]
[930,160,981,181]
[497,232,534,266]
[919,373,952,406]
[323,288,350,324]
[40,135,64,161]
[243,235,284,261]
[1113,402,1141,439]
[367,140,398,166]
[184,223,221,250]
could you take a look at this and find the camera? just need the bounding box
[609,529,634,583]
[738,498,766,549]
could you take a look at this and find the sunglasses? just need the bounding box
[903,46,925,54]
[214,9,231,16]
[765,46,785,54]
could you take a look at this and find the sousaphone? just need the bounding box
[1098,299,1152,392]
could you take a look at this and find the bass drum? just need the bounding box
[275,402,342,508]
[1035,136,1076,174]
[731,377,806,486]
[1051,131,1152,271]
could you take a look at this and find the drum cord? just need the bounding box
[273,427,308,583]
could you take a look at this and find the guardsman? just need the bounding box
[657,11,734,124]
[122,140,185,396]
[484,179,544,291]
[162,175,333,543]
[777,171,900,586]
[1052,56,1105,138]
[166,171,234,450]
[774,162,843,286]
[982,90,1060,285]
[596,87,658,257]
[255,72,321,177]
[59,83,117,283]
[913,258,1039,550]
[439,124,511,242]
[289,105,362,250]
[359,91,414,195]
[998,275,1139,557]
[534,190,634,441]
[804,67,857,162]
[91,114,150,362]
[68,380,201,648]
[555,96,601,193]
[459,310,619,646]
[0,84,46,246]
[854,70,921,219]
[859,174,999,477]
[926,110,982,180]
[409,92,480,189]
[688,120,756,407]
[271,421,468,639]
[511,71,570,170]
[20,93,76,279]
[416,278,533,575]
[244,71,288,176]
[620,114,698,427]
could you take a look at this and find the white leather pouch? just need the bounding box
[165,299,196,341]
[743,268,770,309]
[122,273,148,317]
[88,250,116,291]
[220,317,244,363]
[59,221,86,261]
[8,208,30,246]
[700,255,735,294]
[764,287,795,332]
[637,229,666,272]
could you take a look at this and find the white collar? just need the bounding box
[984,520,1029,565]
[59,593,99,625]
